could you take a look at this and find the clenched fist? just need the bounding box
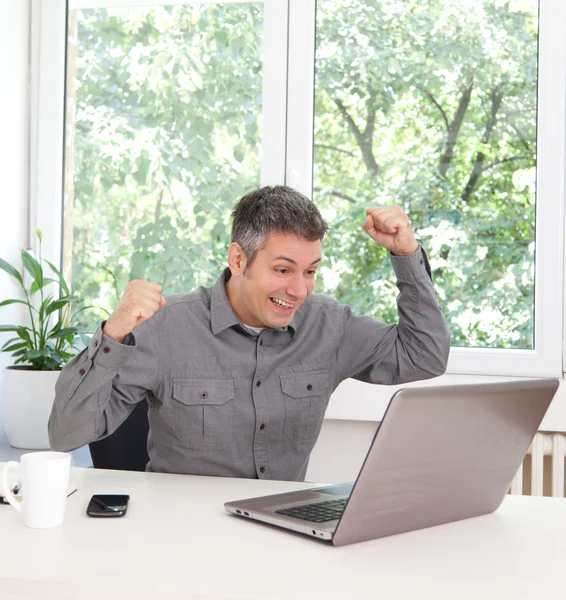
[362,206,419,256]
[103,280,166,343]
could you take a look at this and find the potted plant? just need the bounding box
[0,230,86,449]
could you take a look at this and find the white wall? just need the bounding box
[0,1,31,438]
[306,420,378,483]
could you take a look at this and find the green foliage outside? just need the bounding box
[67,4,263,330]
[66,0,537,349]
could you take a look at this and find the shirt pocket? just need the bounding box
[172,378,234,451]
[280,370,329,445]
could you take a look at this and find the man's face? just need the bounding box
[229,232,322,328]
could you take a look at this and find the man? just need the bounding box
[49,186,450,480]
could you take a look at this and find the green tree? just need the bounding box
[314,0,537,348]
[66,4,263,331]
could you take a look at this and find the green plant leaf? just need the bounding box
[17,327,32,344]
[0,257,24,286]
[30,277,57,296]
[26,348,51,360]
[39,295,54,316]
[45,261,70,296]
[0,299,29,308]
[1,337,22,350]
[21,250,43,289]
[0,325,28,333]
[47,320,61,337]
[41,357,61,371]
[45,296,74,315]
[50,327,79,339]
[2,342,29,353]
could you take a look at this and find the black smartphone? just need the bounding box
[86,494,130,517]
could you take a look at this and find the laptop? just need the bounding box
[224,379,559,546]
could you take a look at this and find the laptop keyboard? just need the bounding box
[275,498,348,523]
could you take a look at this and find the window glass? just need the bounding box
[63,3,264,330]
[313,0,538,349]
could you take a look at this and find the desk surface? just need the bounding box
[0,466,565,599]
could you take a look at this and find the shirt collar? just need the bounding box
[210,268,297,337]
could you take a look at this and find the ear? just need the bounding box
[227,242,247,276]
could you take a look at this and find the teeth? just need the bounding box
[272,297,293,309]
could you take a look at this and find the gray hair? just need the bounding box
[231,185,329,271]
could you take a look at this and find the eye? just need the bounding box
[306,269,317,277]
[275,267,289,275]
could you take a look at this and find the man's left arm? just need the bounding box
[336,206,451,385]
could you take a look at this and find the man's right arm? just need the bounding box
[48,317,160,451]
[48,280,165,452]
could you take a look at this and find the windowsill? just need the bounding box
[325,373,566,432]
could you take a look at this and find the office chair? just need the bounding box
[89,399,149,471]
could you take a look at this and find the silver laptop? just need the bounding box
[225,379,559,546]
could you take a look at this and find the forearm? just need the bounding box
[339,247,450,385]
[48,324,141,451]
[387,247,451,380]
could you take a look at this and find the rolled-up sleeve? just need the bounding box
[48,315,160,452]
[336,247,451,385]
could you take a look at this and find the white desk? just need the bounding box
[0,466,565,599]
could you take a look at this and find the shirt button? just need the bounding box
[256,380,261,387]
[78,368,85,376]
[259,340,264,346]
[420,259,424,265]
[94,340,99,347]
[259,466,265,473]
[102,347,110,354]
[307,384,313,391]
[260,424,266,431]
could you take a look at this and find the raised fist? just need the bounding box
[102,280,166,343]
[362,206,419,256]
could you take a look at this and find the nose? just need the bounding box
[286,274,309,301]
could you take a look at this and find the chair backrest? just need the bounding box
[89,400,149,471]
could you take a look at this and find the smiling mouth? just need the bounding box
[270,297,295,311]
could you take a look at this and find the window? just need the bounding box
[314,0,538,350]
[286,0,565,376]
[63,3,266,330]
[33,0,566,377]
[57,0,289,331]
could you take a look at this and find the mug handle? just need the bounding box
[1,461,22,513]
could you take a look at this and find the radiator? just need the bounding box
[509,432,566,498]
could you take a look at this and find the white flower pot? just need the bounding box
[2,367,60,449]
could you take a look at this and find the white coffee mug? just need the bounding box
[1,451,71,528]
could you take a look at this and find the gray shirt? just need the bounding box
[49,248,450,481]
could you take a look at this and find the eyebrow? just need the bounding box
[273,256,322,266]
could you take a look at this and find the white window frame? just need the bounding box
[31,0,566,385]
